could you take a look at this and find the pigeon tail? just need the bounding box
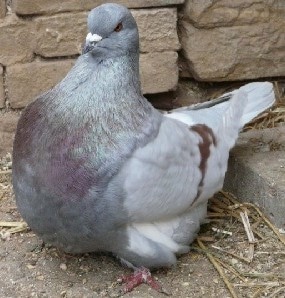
[219,82,275,149]
[238,82,275,127]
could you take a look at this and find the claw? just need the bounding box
[118,267,170,295]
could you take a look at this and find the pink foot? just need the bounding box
[118,267,169,295]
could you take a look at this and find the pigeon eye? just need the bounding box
[114,22,123,32]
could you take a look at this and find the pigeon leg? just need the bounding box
[119,267,169,295]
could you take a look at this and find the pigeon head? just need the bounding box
[82,3,139,59]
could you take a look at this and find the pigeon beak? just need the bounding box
[82,32,103,54]
[82,43,95,54]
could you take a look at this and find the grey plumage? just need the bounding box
[12,3,275,269]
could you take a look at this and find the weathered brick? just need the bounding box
[35,8,179,57]
[13,0,184,15]
[0,15,35,66]
[35,12,88,57]
[0,0,6,18]
[141,51,178,94]
[0,112,20,156]
[133,8,180,53]
[7,59,76,108]
[0,65,5,108]
[180,0,285,81]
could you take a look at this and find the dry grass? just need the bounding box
[196,191,285,298]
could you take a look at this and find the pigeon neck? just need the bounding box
[55,51,153,127]
[62,51,143,102]
[95,52,142,98]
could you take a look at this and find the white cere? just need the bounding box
[86,32,103,43]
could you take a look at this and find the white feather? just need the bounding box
[165,112,195,126]
[239,82,275,127]
[129,223,181,253]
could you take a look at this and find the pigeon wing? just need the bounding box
[119,82,275,222]
[118,116,223,223]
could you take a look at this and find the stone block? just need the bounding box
[0,15,35,66]
[0,65,5,108]
[133,8,180,53]
[35,12,88,57]
[180,0,285,81]
[35,8,179,57]
[140,51,178,94]
[182,0,274,28]
[0,0,6,18]
[0,112,20,156]
[13,0,184,15]
[7,59,76,108]
[224,127,285,228]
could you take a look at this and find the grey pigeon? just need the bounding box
[12,3,275,294]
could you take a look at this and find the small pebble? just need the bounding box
[60,263,67,271]
[26,264,36,270]
[36,275,44,281]
[256,264,262,270]
[0,231,11,241]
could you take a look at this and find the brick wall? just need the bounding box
[0,0,184,156]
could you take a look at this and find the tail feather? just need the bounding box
[220,90,247,149]
[220,82,275,149]
[238,82,275,127]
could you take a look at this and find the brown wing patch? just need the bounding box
[190,124,217,205]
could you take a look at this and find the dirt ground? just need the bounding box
[1,155,285,298]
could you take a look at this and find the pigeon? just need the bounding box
[12,2,275,294]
